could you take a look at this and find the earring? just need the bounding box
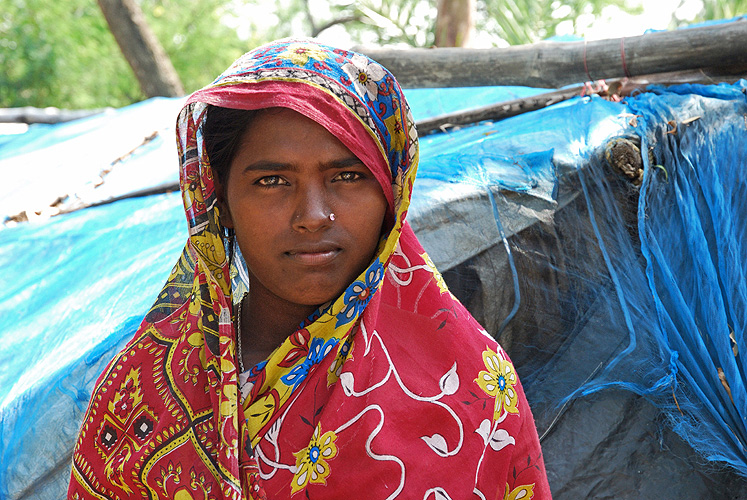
[225,227,236,264]
[329,213,336,221]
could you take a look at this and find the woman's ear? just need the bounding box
[214,176,234,229]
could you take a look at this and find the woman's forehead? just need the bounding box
[232,108,364,171]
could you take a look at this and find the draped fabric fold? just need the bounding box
[69,39,550,500]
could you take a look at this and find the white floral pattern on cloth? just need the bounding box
[341,54,387,100]
[242,235,548,499]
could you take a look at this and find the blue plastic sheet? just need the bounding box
[0,194,185,498]
[633,83,747,470]
[0,97,183,220]
[409,81,747,477]
[1,81,746,499]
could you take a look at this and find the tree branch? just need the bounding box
[312,14,363,37]
[303,0,318,36]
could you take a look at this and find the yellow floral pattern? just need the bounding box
[503,483,535,500]
[279,43,329,66]
[476,348,519,420]
[291,424,338,495]
[421,252,449,295]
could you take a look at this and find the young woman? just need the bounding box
[69,39,550,499]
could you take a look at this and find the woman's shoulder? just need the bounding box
[375,297,502,362]
[69,322,225,498]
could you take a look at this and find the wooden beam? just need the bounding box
[360,20,747,88]
[415,64,747,135]
[0,107,108,124]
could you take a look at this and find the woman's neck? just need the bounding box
[238,287,318,369]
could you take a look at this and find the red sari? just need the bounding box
[69,39,550,500]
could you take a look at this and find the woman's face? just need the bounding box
[220,107,388,310]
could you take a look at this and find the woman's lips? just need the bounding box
[285,248,341,266]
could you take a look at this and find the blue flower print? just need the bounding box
[281,337,339,392]
[336,261,384,327]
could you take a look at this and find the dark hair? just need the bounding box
[202,105,256,265]
[202,104,257,186]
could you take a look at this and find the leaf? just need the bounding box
[421,433,450,457]
[299,415,311,426]
[266,418,281,446]
[314,405,324,417]
[437,319,447,330]
[475,419,491,445]
[425,487,454,500]
[439,363,459,395]
[340,372,355,397]
[489,428,515,452]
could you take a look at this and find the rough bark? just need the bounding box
[97,0,184,97]
[435,0,475,47]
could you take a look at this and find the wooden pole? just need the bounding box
[97,0,184,97]
[361,20,747,88]
[415,64,747,135]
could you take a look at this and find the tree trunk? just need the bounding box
[97,0,184,97]
[435,0,475,47]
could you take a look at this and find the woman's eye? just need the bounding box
[334,171,364,182]
[255,175,286,186]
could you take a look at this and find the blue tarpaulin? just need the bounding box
[1,80,745,498]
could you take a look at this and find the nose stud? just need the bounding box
[329,213,336,221]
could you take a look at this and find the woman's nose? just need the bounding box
[291,183,332,233]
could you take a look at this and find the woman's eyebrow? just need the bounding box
[241,157,363,173]
[325,157,365,169]
[241,160,292,173]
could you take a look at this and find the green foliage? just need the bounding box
[4,0,743,109]
[141,0,255,95]
[478,0,636,45]
[333,0,436,46]
[242,0,640,48]
[676,0,747,25]
[238,0,436,47]
[0,0,252,108]
[0,0,142,108]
